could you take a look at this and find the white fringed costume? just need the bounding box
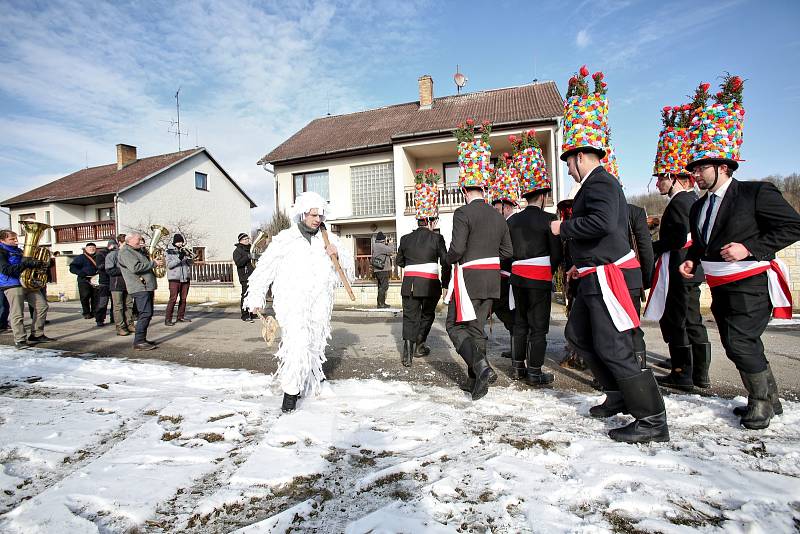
[243,193,354,397]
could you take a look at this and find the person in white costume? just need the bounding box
[243,192,354,413]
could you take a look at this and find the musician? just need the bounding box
[244,192,354,413]
[233,233,256,322]
[69,242,100,321]
[0,230,50,349]
[165,233,193,326]
[105,234,136,336]
[118,233,163,351]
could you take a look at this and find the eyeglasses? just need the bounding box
[691,164,714,175]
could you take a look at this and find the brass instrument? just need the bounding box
[250,230,268,267]
[20,221,52,290]
[149,224,170,278]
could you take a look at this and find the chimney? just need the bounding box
[418,75,433,110]
[116,144,137,170]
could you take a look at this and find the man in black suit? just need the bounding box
[446,187,513,400]
[647,173,710,391]
[491,198,516,359]
[680,161,800,429]
[396,217,451,367]
[628,203,654,368]
[552,148,669,443]
[508,188,562,385]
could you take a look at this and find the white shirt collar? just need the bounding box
[710,177,733,200]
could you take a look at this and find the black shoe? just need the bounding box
[691,343,712,388]
[526,368,554,386]
[657,345,694,391]
[459,378,475,392]
[589,390,627,418]
[96,322,106,327]
[500,350,512,359]
[402,340,414,367]
[733,364,782,417]
[164,320,175,326]
[145,340,158,346]
[281,393,299,413]
[608,370,670,443]
[14,340,29,349]
[738,369,775,430]
[83,314,93,319]
[415,338,431,357]
[511,359,527,380]
[28,334,55,343]
[470,347,493,401]
[177,318,192,323]
[134,343,157,351]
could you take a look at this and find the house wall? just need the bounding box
[116,152,251,260]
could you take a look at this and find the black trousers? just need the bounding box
[659,279,708,346]
[375,271,390,305]
[131,291,154,344]
[565,281,642,390]
[94,285,110,324]
[493,281,514,334]
[240,280,250,319]
[512,286,551,367]
[77,280,96,316]
[710,273,771,374]
[629,289,646,354]
[402,295,438,341]
[446,298,493,377]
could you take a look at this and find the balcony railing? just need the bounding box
[191,261,234,285]
[54,221,116,244]
[404,185,464,216]
[354,255,401,282]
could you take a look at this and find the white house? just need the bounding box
[2,144,256,261]
[258,75,565,285]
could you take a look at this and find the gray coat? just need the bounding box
[166,245,192,282]
[372,241,393,272]
[117,245,157,293]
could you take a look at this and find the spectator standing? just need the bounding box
[164,233,192,326]
[93,240,114,326]
[233,233,256,322]
[372,232,393,308]
[117,233,163,350]
[69,243,99,320]
[105,234,135,336]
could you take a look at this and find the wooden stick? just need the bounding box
[320,224,356,301]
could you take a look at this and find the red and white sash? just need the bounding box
[702,259,793,319]
[508,256,552,310]
[643,233,692,321]
[444,257,501,322]
[577,250,641,332]
[403,263,439,280]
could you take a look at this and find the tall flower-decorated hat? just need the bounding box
[686,74,745,172]
[413,167,440,219]
[453,119,494,189]
[653,102,693,177]
[511,129,551,195]
[488,153,520,205]
[560,67,609,161]
[601,130,620,179]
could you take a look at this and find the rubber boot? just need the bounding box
[608,370,670,443]
[415,336,431,357]
[402,340,414,367]
[525,340,553,386]
[589,390,626,418]
[657,345,694,391]
[691,342,712,389]
[738,369,775,430]
[735,363,782,416]
[281,393,299,413]
[460,339,491,401]
[510,336,527,380]
[474,338,497,384]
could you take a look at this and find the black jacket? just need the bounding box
[560,166,642,294]
[687,179,800,265]
[628,204,654,290]
[396,227,451,297]
[96,250,110,286]
[69,253,99,281]
[233,243,255,283]
[507,205,562,289]
[652,190,703,284]
[447,198,513,300]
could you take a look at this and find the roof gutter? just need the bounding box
[390,116,561,142]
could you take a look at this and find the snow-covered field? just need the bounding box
[0,347,798,533]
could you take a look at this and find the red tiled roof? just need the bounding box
[3,149,202,207]
[259,81,563,165]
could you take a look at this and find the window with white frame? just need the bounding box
[351,162,394,217]
[293,170,329,201]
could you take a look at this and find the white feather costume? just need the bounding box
[243,193,354,397]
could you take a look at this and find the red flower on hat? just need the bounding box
[415,169,423,174]
[580,65,589,77]
[682,104,692,111]
[700,83,711,92]
[466,118,474,126]
[508,135,517,143]
[662,106,671,112]
[601,82,607,88]
[732,76,743,90]
[527,129,536,136]
[568,76,577,86]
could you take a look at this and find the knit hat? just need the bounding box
[453,119,494,189]
[172,233,185,245]
[375,231,386,242]
[686,75,745,172]
[238,232,249,242]
[413,168,440,220]
[560,66,609,161]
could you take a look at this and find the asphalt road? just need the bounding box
[3,301,799,402]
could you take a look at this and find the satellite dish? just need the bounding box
[454,64,467,93]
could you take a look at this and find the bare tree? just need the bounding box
[627,191,667,218]
[258,210,291,239]
[763,173,800,212]
[124,215,212,257]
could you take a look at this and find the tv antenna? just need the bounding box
[163,87,188,151]
[454,64,468,94]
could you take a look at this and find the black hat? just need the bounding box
[375,231,386,242]
[238,232,249,241]
[172,233,185,245]
[85,242,96,248]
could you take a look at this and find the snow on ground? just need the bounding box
[0,347,798,533]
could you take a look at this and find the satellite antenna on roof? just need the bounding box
[454,65,467,94]
[163,87,188,151]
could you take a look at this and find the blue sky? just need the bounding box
[1,0,798,223]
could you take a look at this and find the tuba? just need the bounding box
[20,221,52,290]
[148,224,170,278]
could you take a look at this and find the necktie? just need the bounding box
[701,194,717,243]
